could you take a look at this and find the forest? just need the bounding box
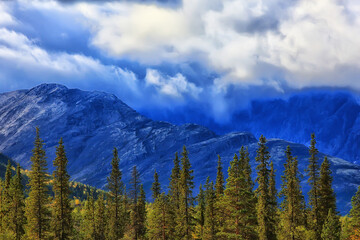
[0,127,359,240]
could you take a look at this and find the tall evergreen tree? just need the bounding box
[219,149,257,239]
[279,146,306,240]
[94,194,107,240]
[305,133,321,239]
[83,191,96,240]
[25,127,51,240]
[130,166,146,239]
[147,193,175,240]
[178,146,195,240]
[215,155,225,198]
[350,186,360,238]
[2,160,13,231]
[203,178,217,240]
[107,147,125,239]
[321,209,340,240]
[9,164,26,240]
[169,152,181,209]
[255,135,273,240]
[194,184,205,239]
[52,138,73,240]
[152,170,161,200]
[318,156,336,229]
[268,161,278,240]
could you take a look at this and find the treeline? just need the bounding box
[0,129,360,239]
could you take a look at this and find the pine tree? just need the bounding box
[107,147,125,239]
[94,194,107,240]
[152,170,161,200]
[321,209,340,240]
[279,146,306,240]
[350,186,360,238]
[137,184,147,239]
[130,166,146,239]
[52,138,73,240]
[318,156,336,229]
[219,149,257,239]
[8,163,26,240]
[177,146,195,239]
[83,191,96,240]
[255,135,273,240]
[203,178,217,240]
[268,161,278,240]
[25,127,51,240]
[194,184,205,239]
[215,155,225,198]
[147,193,175,240]
[306,133,321,239]
[2,160,13,231]
[169,152,181,210]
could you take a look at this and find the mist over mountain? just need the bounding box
[0,84,359,213]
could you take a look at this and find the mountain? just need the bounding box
[0,84,359,213]
[225,91,360,165]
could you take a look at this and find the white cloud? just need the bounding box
[64,0,360,91]
[145,69,202,98]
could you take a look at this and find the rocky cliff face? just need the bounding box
[0,84,359,213]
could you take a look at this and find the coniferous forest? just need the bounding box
[0,128,360,240]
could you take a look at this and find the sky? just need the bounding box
[1,0,360,126]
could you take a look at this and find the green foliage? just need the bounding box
[215,155,225,198]
[203,178,217,240]
[319,156,337,231]
[306,133,321,239]
[25,127,51,240]
[107,147,126,240]
[194,184,205,239]
[177,146,195,240]
[83,191,96,240]
[51,138,73,240]
[279,146,306,240]
[94,194,107,240]
[151,170,161,200]
[255,135,273,240]
[321,209,341,240]
[147,193,175,240]
[218,148,257,239]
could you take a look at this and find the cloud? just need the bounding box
[69,0,360,91]
[145,69,202,99]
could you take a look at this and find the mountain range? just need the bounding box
[0,84,359,213]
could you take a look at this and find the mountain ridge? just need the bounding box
[0,83,359,213]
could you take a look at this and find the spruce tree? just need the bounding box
[9,163,26,240]
[194,184,205,239]
[94,194,107,240]
[203,178,217,240]
[169,152,181,210]
[178,146,195,239]
[52,138,73,240]
[279,146,306,240]
[130,166,146,239]
[219,150,257,239]
[83,191,96,240]
[152,170,161,200]
[25,127,51,240]
[268,161,278,240]
[321,209,340,240]
[350,186,360,237]
[318,156,336,229]
[147,193,175,240]
[107,147,125,239]
[255,135,273,240]
[215,155,225,197]
[2,160,13,231]
[306,133,321,239]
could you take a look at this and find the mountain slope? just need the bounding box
[228,91,360,164]
[0,84,359,213]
